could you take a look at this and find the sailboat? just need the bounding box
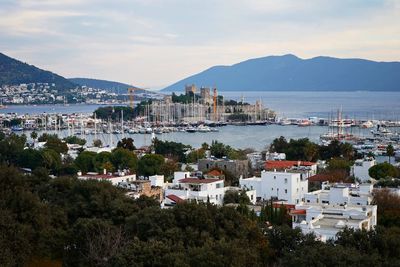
[0,99,7,109]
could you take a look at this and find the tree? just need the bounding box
[137,154,165,176]
[117,138,136,151]
[387,144,395,164]
[269,136,288,153]
[304,142,319,162]
[75,151,97,173]
[17,148,43,170]
[93,139,102,147]
[372,188,400,226]
[44,136,68,154]
[93,152,113,173]
[41,149,62,173]
[64,135,86,146]
[327,158,352,175]
[369,162,399,180]
[153,138,188,162]
[110,148,138,172]
[186,148,206,163]
[224,190,250,205]
[30,131,38,140]
[161,159,179,179]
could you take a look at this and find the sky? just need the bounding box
[0,0,399,89]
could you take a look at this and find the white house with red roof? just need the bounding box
[164,172,256,206]
[265,160,317,178]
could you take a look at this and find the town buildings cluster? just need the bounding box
[70,143,387,242]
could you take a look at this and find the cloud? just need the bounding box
[0,0,399,88]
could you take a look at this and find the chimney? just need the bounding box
[297,161,301,167]
[103,169,107,175]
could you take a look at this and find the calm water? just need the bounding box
[32,125,376,150]
[3,91,400,120]
[222,91,400,120]
[4,91,400,149]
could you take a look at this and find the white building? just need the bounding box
[304,183,374,206]
[164,172,256,206]
[149,174,165,187]
[352,158,376,182]
[290,183,377,242]
[77,170,136,186]
[239,170,308,204]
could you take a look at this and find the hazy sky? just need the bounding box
[0,0,399,89]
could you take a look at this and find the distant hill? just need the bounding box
[162,54,400,92]
[0,52,76,90]
[69,78,145,94]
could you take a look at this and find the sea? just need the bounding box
[2,91,400,150]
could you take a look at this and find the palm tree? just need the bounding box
[386,144,395,164]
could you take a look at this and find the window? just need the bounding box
[250,186,253,190]
[307,200,310,203]
[251,195,253,200]
[285,189,287,194]
[297,188,299,192]
[271,188,274,191]
[274,176,276,179]
[206,164,209,169]
[216,195,218,200]
[284,178,288,184]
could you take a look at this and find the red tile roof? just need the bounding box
[308,174,334,182]
[179,178,222,184]
[265,160,316,170]
[272,203,296,210]
[290,209,307,215]
[207,169,223,177]
[166,194,184,203]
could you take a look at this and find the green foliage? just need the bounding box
[117,137,136,151]
[94,106,135,121]
[93,139,102,147]
[387,144,395,163]
[0,52,76,91]
[64,135,86,146]
[110,148,138,172]
[0,133,26,164]
[259,202,290,226]
[2,159,400,266]
[137,154,165,176]
[30,131,38,140]
[327,158,352,174]
[223,190,250,205]
[153,138,189,162]
[209,140,247,160]
[186,148,206,163]
[74,151,97,173]
[369,162,399,180]
[171,92,200,103]
[372,188,400,227]
[270,137,356,161]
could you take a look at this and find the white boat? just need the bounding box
[361,121,374,128]
[197,125,211,132]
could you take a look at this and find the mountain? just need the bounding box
[0,52,76,90]
[69,78,145,94]
[162,54,400,92]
